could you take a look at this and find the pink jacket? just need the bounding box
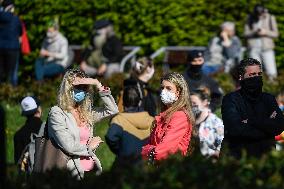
[141,110,192,161]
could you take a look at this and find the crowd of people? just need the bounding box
[11,56,284,179]
[1,0,284,180]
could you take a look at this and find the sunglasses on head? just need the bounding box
[74,84,89,91]
[69,69,88,78]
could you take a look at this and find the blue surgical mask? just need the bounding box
[73,89,86,103]
[279,105,284,112]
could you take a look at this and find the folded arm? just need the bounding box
[221,95,267,140]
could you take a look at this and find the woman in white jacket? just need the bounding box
[48,69,118,179]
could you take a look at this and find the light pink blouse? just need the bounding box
[79,125,94,171]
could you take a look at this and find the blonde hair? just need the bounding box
[132,57,153,77]
[57,69,96,125]
[161,72,195,126]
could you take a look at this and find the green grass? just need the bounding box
[3,103,115,171]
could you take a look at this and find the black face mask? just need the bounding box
[189,64,203,74]
[240,76,263,100]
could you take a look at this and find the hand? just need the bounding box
[270,111,277,119]
[97,64,107,76]
[258,29,267,36]
[220,31,229,40]
[40,49,50,57]
[88,136,104,150]
[72,77,103,89]
[80,61,87,71]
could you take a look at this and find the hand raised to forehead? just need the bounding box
[73,77,102,88]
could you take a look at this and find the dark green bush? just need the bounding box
[14,0,284,77]
[1,65,284,106]
[6,149,284,189]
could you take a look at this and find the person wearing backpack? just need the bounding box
[14,96,43,172]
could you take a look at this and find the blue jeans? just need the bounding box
[35,58,64,81]
[11,51,19,86]
[202,64,223,76]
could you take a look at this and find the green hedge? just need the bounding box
[1,67,284,105]
[6,149,284,189]
[14,0,284,76]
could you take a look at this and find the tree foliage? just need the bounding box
[15,0,284,75]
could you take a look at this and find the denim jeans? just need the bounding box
[11,53,20,86]
[35,58,65,81]
[202,64,223,76]
[249,48,277,79]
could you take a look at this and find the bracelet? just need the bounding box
[97,82,103,89]
[86,145,93,154]
[148,148,156,164]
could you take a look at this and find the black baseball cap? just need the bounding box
[187,50,204,62]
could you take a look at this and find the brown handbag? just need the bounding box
[33,116,71,173]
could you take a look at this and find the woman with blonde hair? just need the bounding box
[48,69,118,179]
[141,72,194,162]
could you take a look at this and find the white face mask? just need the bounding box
[160,89,177,105]
[46,31,57,38]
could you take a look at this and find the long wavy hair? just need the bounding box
[57,69,96,125]
[161,72,195,126]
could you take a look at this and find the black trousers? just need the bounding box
[0,49,19,84]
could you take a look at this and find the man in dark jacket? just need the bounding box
[221,58,284,158]
[14,96,43,165]
[183,50,223,112]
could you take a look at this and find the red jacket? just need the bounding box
[141,110,192,161]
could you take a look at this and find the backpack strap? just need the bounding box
[43,110,51,139]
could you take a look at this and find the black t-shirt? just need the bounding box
[102,35,124,63]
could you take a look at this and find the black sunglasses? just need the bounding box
[74,84,89,91]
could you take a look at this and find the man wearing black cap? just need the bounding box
[14,96,43,165]
[80,19,124,78]
[183,50,223,112]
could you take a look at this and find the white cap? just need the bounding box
[21,96,38,116]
